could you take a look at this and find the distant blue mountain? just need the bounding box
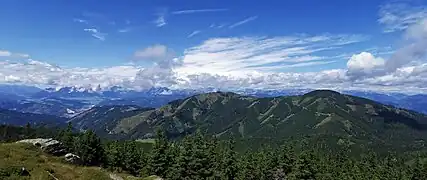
[0,84,426,117]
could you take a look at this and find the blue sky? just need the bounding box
[1,0,389,67]
[1,0,427,93]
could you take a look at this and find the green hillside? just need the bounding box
[0,143,150,180]
[110,90,427,152]
[69,105,153,138]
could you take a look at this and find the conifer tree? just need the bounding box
[411,157,427,180]
[147,129,171,178]
[24,122,32,138]
[291,150,319,180]
[59,122,75,152]
[219,139,238,180]
[74,130,105,166]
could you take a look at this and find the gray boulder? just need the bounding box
[64,153,81,164]
[16,138,67,156]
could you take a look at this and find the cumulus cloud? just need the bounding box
[379,1,427,32]
[0,59,141,89]
[344,17,427,86]
[385,18,427,72]
[4,21,427,93]
[3,58,427,93]
[346,52,385,79]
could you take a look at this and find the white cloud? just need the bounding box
[134,45,168,59]
[133,45,178,68]
[83,28,106,41]
[0,60,142,90]
[0,50,12,57]
[346,52,385,79]
[0,50,30,58]
[91,33,106,41]
[378,1,427,32]
[154,14,167,27]
[3,57,427,93]
[83,28,98,33]
[384,18,427,72]
[14,53,30,58]
[344,17,427,84]
[118,28,132,33]
[187,30,201,38]
[175,34,368,74]
[229,16,258,28]
[347,52,385,73]
[73,18,88,24]
[171,8,228,15]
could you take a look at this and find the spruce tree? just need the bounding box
[74,130,105,166]
[147,129,171,178]
[219,139,238,180]
[291,150,319,180]
[24,122,32,138]
[59,122,75,152]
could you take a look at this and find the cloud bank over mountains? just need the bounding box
[1,17,427,94]
[1,1,427,93]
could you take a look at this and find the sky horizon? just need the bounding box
[1,0,427,93]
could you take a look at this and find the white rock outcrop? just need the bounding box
[16,138,67,156]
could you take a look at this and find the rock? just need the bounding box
[16,138,67,156]
[20,167,30,176]
[64,153,82,164]
[109,173,124,180]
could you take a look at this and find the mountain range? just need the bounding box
[1,84,427,152]
[1,84,426,118]
[66,90,427,152]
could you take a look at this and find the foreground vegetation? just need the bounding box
[3,123,427,179]
[0,142,152,180]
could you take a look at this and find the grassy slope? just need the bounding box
[0,143,151,180]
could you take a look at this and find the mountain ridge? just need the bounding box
[100,90,427,152]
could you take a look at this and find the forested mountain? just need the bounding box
[0,108,67,126]
[105,90,427,152]
[69,105,153,137]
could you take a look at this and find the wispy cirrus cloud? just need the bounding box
[73,18,88,24]
[229,16,258,28]
[83,28,106,41]
[118,28,132,33]
[209,23,227,29]
[176,34,368,75]
[154,14,167,27]
[378,1,427,32]
[91,33,106,41]
[187,30,201,38]
[171,8,228,15]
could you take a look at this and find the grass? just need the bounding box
[0,143,156,180]
[135,138,155,144]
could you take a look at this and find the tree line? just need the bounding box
[3,123,427,179]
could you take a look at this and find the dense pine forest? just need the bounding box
[2,123,427,179]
